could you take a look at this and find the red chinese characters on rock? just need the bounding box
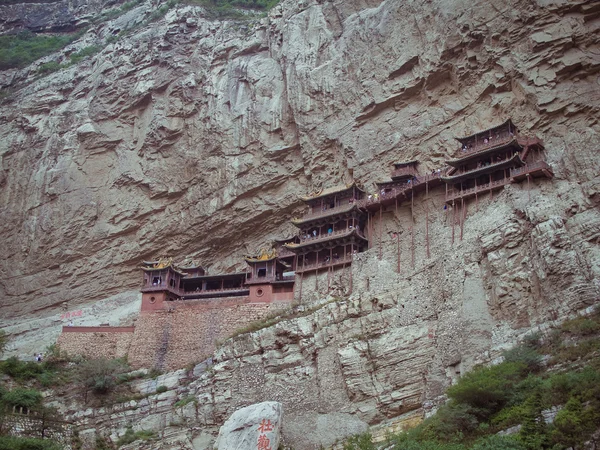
[60,310,83,320]
[257,418,275,450]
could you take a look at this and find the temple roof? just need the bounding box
[290,203,360,226]
[456,119,516,144]
[446,138,522,167]
[244,248,278,263]
[299,182,364,202]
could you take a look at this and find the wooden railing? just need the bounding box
[291,202,356,223]
[445,178,510,202]
[510,160,550,177]
[455,133,514,158]
[141,283,183,295]
[297,227,365,244]
[357,172,443,208]
[183,286,247,295]
[447,155,515,179]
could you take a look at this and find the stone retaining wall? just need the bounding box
[127,298,291,371]
[57,328,134,360]
[1,412,74,449]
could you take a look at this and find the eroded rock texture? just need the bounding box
[0,0,599,447]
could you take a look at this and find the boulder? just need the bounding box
[214,401,282,450]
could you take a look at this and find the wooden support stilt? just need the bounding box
[411,190,415,269]
[452,202,455,245]
[349,264,353,294]
[460,198,465,241]
[298,256,305,302]
[397,232,401,274]
[426,181,430,259]
[527,174,531,202]
[379,207,383,260]
[475,179,478,211]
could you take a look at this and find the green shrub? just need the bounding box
[116,427,155,446]
[155,385,168,393]
[447,362,526,419]
[561,317,600,336]
[37,61,66,74]
[174,395,196,407]
[419,402,479,441]
[471,435,527,450]
[502,346,542,373]
[0,436,62,450]
[78,357,129,395]
[1,388,42,409]
[70,45,101,64]
[0,329,7,356]
[343,432,376,450]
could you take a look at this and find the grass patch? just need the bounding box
[0,436,62,450]
[174,395,197,408]
[116,427,156,447]
[227,299,338,341]
[0,31,80,70]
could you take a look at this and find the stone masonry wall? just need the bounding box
[128,298,291,371]
[57,329,134,360]
[1,412,74,449]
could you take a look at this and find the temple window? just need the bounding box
[258,268,267,277]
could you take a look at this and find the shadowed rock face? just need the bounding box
[0,0,119,33]
[0,0,598,387]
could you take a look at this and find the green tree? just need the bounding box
[0,330,7,356]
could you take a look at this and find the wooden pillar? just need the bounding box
[378,207,383,260]
[451,202,455,245]
[426,181,430,259]
[527,174,531,202]
[298,261,304,304]
[397,232,401,274]
[367,214,371,248]
[475,178,478,211]
[460,197,465,241]
[411,190,415,269]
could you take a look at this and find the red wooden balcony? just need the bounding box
[391,166,417,180]
[291,202,358,225]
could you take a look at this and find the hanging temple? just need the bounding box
[57,120,554,369]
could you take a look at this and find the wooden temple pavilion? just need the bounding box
[140,259,248,311]
[443,119,553,203]
[244,248,295,302]
[285,183,368,274]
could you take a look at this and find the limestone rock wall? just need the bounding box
[1,0,599,348]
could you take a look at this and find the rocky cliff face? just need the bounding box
[1,0,599,446]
